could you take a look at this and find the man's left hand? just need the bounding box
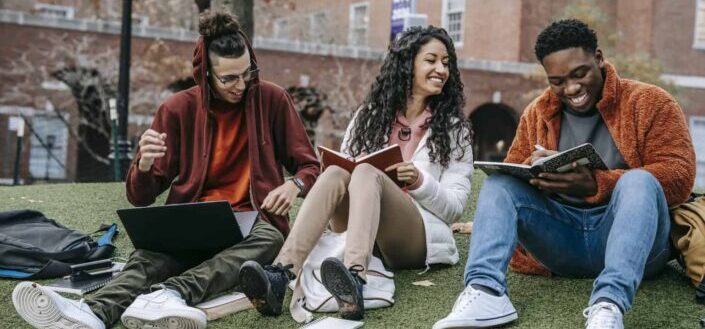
[529,162,598,196]
[261,180,300,216]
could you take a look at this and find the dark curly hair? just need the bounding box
[198,10,247,58]
[534,19,598,62]
[346,26,472,168]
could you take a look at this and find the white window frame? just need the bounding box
[35,3,75,19]
[28,114,69,180]
[694,0,705,49]
[441,0,466,47]
[348,2,370,46]
[273,18,289,40]
[309,12,328,42]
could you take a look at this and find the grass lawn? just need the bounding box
[1,174,703,329]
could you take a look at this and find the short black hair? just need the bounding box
[534,19,598,62]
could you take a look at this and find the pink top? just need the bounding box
[388,108,433,190]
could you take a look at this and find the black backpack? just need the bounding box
[0,209,118,279]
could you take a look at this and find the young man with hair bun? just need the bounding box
[12,11,319,329]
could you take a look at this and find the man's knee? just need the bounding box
[252,220,285,250]
[614,169,661,195]
[483,174,527,194]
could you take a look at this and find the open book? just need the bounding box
[317,144,404,186]
[195,291,252,321]
[474,143,608,181]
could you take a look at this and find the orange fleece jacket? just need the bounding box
[505,62,696,276]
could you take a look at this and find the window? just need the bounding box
[695,0,705,49]
[309,12,328,42]
[349,3,369,46]
[35,3,75,19]
[442,0,465,46]
[28,115,68,180]
[274,18,289,40]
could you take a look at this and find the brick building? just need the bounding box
[1,0,704,187]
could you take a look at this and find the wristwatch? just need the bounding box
[290,177,305,193]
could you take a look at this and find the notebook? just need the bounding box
[317,144,404,186]
[298,316,364,329]
[195,291,253,320]
[116,201,258,254]
[474,143,608,181]
[45,262,125,295]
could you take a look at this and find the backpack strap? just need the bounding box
[0,268,33,279]
[85,223,119,261]
[95,224,118,247]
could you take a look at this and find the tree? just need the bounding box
[0,33,191,181]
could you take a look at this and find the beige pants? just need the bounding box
[276,164,426,279]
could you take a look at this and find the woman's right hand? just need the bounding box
[137,129,167,172]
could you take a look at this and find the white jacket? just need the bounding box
[340,113,474,265]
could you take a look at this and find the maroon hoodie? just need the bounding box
[125,33,320,236]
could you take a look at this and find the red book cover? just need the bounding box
[317,144,404,186]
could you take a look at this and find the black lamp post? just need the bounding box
[44,134,56,181]
[116,0,133,179]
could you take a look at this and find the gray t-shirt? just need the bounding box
[555,106,627,206]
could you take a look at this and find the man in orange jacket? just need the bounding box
[435,19,695,329]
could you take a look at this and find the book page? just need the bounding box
[356,144,400,162]
[533,143,607,173]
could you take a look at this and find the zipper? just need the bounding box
[193,115,214,200]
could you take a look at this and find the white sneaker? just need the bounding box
[433,285,518,329]
[583,302,624,329]
[12,281,105,329]
[121,289,206,329]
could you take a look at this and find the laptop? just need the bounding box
[116,201,258,253]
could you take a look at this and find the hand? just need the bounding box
[531,149,558,165]
[261,180,300,216]
[385,161,419,186]
[529,162,598,196]
[137,129,167,172]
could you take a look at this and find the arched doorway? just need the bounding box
[470,103,518,162]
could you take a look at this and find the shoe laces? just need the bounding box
[453,286,481,312]
[264,263,295,280]
[348,264,367,285]
[583,302,622,329]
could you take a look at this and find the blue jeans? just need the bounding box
[463,169,671,312]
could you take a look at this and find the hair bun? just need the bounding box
[199,10,241,39]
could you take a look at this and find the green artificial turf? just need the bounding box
[0,176,703,329]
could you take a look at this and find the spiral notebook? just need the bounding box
[45,262,124,295]
[298,316,364,329]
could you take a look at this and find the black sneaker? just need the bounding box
[239,261,294,316]
[320,257,366,320]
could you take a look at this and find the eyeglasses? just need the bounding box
[398,127,412,141]
[210,67,259,87]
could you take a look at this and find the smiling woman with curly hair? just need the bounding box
[238,26,475,321]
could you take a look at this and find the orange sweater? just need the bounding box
[506,62,696,276]
[199,101,253,211]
